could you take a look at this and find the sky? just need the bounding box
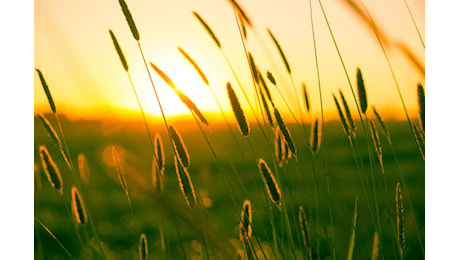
[34,0,424,122]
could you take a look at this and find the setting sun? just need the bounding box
[34,0,425,259]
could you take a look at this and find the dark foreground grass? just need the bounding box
[34,115,424,259]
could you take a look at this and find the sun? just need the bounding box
[128,56,220,120]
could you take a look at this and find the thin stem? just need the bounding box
[402,0,425,48]
[35,218,75,260]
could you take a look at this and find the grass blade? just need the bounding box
[346,196,359,260]
[267,29,291,74]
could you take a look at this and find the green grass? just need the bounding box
[34,115,424,259]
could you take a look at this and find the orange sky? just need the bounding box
[34,0,424,122]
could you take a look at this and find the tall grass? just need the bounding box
[35,1,424,258]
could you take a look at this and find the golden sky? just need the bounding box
[34,0,424,122]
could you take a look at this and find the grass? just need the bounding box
[34,0,424,259]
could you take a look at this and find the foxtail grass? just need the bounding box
[109,29,129,71]
[339,89,356,134]
[118,0,139,41]
[239,225,254,260]
[78,154,90,184]
[417,83,425,132]
[372,106,390,143]
[369,119,384,174]
[356,68,368,114]
[150,62,208,126]
[333,94,352,143]
[310,118,321,155]
[371,231,379,260]
[273,107,297,158]
[155,134,165,173]
[139,233,148,260]
[37,114,61,149]
[193,11,221,48]
[302,83,310,113]
[240,200,253,239]
[174,156,196,209]
[275,127,286,167]
[169,125,190,169]
[258,158,282,208]
[267,29,291,74]
[396,182,405,259]
[299,206,312,260]
[228,0,252,27]
[227,82,250,137]
[71,186,87,226]
[36,69,56,114]
[177,47,209,85]
[39,146,63,195]
[248,52,259,85]
[411,120,425,160]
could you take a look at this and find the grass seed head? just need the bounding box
[302,83,310,113]
[275,127,286,167]
[227,82,250,136]
[154,133,165,173]
[310,118,321,155]
[266,71,276,86]
[273,107,297,158]
[339,89,355,133]
[372,106,391,143]
[152,153,164,196]
[177,47,209,86]
[39,146,63,195]
[78,153,90,184]
[417,83,425,132]
[37,113,62,149]
[169,125,190,169]
[356,68,368,114]
[333,94,351,141]
[267,29,291,74]
[193,12,221,49]
[369,119,384,173]
[240,200,253,239]
[71,186,87,226]
[36,69,56,114]
[258,158,281,208]
[174,156,196,209]
[150,62,177,89]
[396,182,405,258]
[109,30,129,71]
[299,206,312,258]
[118,0,140,41]
[139,233,148,260]
[228,0,252,27]
[248,52,259,84]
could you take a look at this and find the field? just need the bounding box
[34,115,424,259]
[34,0,425,259]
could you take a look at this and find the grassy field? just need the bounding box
[34,115,424,259]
